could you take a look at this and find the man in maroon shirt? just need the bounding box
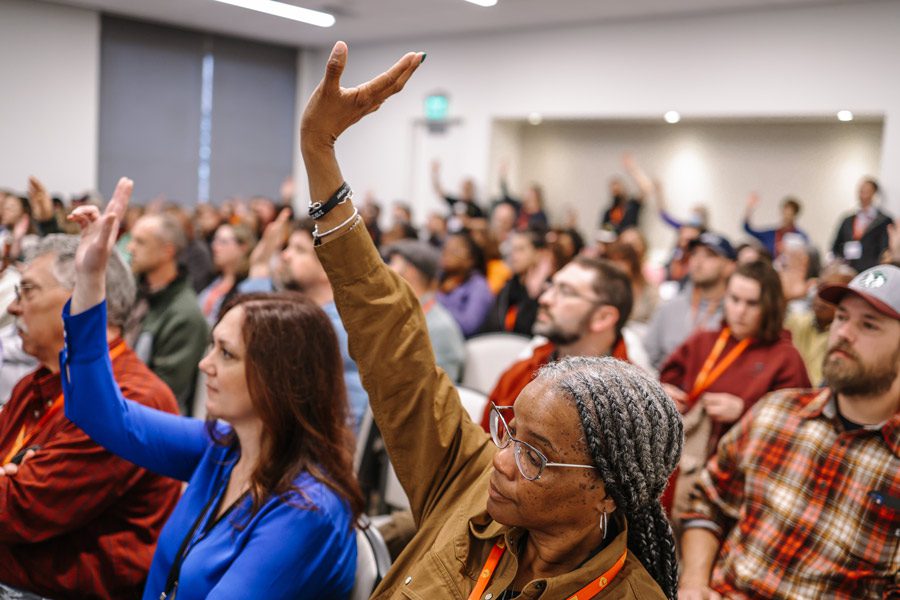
[0,235,181,599]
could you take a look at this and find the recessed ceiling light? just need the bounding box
[528,112,543,126]
[463,0,499,6]
[211,0,335,27]
[664,111,681,124]
[837,110,854,122]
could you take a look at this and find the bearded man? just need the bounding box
[678,264,900,600]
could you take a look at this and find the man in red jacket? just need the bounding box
[0,235,181,599]
[480,256,632,430]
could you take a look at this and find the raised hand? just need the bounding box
[27,176,54,222]
[68,177,133,314]
[249,208,291,277]
[300,41,424,151]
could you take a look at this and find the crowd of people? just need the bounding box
[0,41,896,599]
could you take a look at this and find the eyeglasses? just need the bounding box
[489,403,596,481]
[540,280,604,305]
[13,283,41,303]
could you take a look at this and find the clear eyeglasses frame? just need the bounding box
[488,403,596,481]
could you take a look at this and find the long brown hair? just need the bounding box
[209,292,364,524]
[729,260,785,344]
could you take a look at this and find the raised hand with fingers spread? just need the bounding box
[68,176,133,315]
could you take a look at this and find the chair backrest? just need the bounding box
[461,333,532,395]
[349,515,392,600]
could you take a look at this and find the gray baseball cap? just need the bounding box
[383,239,441,283]
[818,264,900,320]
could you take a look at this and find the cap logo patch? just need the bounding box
[859,271,886,289]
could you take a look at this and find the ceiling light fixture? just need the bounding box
[837,110,854,122]
[211,0,335,27]
[527,112,543,126]
[463,0,499,6]
[664,111,681,124]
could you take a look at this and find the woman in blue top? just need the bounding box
[61,178,363,600]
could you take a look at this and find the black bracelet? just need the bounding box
[309,182,351,219]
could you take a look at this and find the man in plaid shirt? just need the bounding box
[679,264,900,600]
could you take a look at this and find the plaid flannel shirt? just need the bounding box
[682,388,900,599]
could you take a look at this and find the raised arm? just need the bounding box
[622,152,654,201]
[301,42,495,523]
[63,179,209,480]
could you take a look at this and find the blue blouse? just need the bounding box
[60,300,357,600]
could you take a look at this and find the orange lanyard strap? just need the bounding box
[2,341,128,465]
[688,328,751,404]
[421,297,437,315]
[468,540,628,600]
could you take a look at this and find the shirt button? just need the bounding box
[535,582,546,589]
[484,594,493,600]
[404,576,412,585]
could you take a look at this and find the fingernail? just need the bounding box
[420,53,427,64]
[333,42,346,55]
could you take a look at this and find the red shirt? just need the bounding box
[0,340,181,599]
[659,327,811,452]
[479,338,629,431]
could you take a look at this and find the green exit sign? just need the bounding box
[424,93,449,121]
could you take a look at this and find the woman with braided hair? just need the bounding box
[300,41,684,599]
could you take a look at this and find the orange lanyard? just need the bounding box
[467,539,628,600]
[688,328,751,404]
[422,297,437,315]
[2,342,127,465]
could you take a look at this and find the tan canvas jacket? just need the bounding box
[317,222,665,599]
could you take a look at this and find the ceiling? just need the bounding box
[43,0,854,49]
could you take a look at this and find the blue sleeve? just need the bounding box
[660,210,683,230]
[451,277,495,337]
[332,319,369,434]
[61,300,210,482]
[237,277,275,293]
[205,498,356,600]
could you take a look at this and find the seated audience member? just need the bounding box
[742,193,809,258]
[359,194,383,247]
[197,222,259,326]
[302,44,684,598]
[0,233,181,598]
[679,264,900,599]
[664,221,704,283]
[385,240,466,382]
[784,264,856,386]
[164,205,215,293]
[499,168,549,231]
[431,159,485,223]
[194,203,222,249]
[126,213,209,414]
[423,211,448,248]
[643,232,735,369]
[279,219,369,432]
[489,200,517,247]
[600,153,653,234]
[482,228,553,336]
[380,201,418,247]
[480,255,633,429]
[660,260,811,514]
[831,177,894,272]
[548,227,585,271]
[606,241,658,326]
[437,230,495,337]
[63,181,362,599]
[734,241,771,266]
[468,219,513,294]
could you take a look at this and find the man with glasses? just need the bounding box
[479,256,633,430]
[0,234,181,598]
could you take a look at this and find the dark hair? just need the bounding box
[863,177,880,194]
[781,197,801,215]
[729,260,785,344]
[538,357,683,600]
[208,292,364,524]
[448,230,487,275]
[572,255,633,335]
[604,241,646,287]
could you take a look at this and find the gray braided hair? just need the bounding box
[537,356,683,599]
